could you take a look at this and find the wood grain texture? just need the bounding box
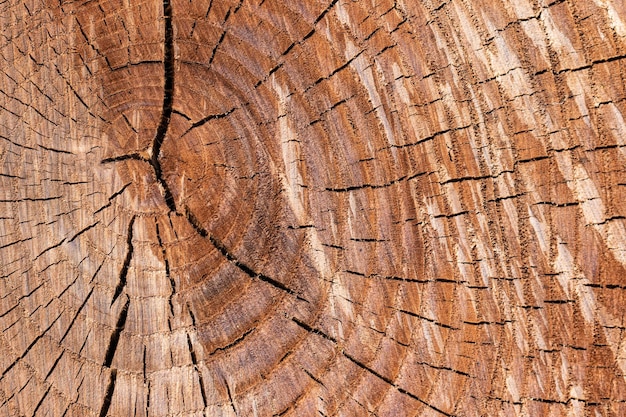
[2,0,626,415]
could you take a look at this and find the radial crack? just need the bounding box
[343,353,453,416]
[181,107,236,137]
[103,296,130,368]
[98,369,117,417]
[111,215,136,306]
[101,152,146,164]
[183,207,307,301]
[155,220,175,317]
[94,182,131,215]
[149,0,177,212]
[292,317,336,343]
[209,327,255,355]
[60,287,95,343]
[224,378,237,415]
[186,333,208,409]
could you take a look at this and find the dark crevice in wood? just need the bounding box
[101,152,146,164]
[122,113,138,133]
[184,207,209,237]
[268,62,283,77]
[1,236,32,250]
[149,0,177,212]
[275,405,292,416]
[440,174,493,185]
[52,62,107,122]
[155,219,175,317]
[291,317,336,343]
[416,361,471,377]
[388,125,470,150]
[350,237,388,243]
[44,351,64,380]
[312,49,364,87]
[173,109,191,120]
[30,386,50,417]
[90,257,107,284]
[111,215,136,306]
[0,304,18,319]
[207,1,241,65]
[210,232,307,301]
[343,352,453,416]
[187,303,197,326]
[181,107,236,137]
[186,333,208,409]
[314,0,340,24]
[0,172,24,179]
[1,311,62,378]
[94,182,132,215]
[302,368,325,386]
[103,296,130,368]
[393,310,459,330]
[208,30,227,66]
[60,287,95,342]
[38,144,73,155]
[209,327,255,355]
[68,221,100,243]
[184,206,308,301]
[34,238,66,260]
[143,344,147,382]
[325,171,431,192]
[98,369,117,417]
[256,0,335,88]
[224,378,237,415]
[4,80,58,125]
[0,196,61,203]
[146,380,151,413]
[286,224,315,230]
[54,268,85,299]
[462,320,510,326]
[344,269,433,283]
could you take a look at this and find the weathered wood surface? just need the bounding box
[2,0,626,415]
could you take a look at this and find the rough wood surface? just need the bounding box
[2,0,626,415]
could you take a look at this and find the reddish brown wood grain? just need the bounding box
[2,0,626,415]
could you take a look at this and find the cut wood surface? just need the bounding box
[2,0,626,415]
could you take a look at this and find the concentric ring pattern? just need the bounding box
[2,0,626,415]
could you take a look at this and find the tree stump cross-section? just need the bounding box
[2,0,626,416]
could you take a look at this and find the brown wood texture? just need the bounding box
[2,0,626,415]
